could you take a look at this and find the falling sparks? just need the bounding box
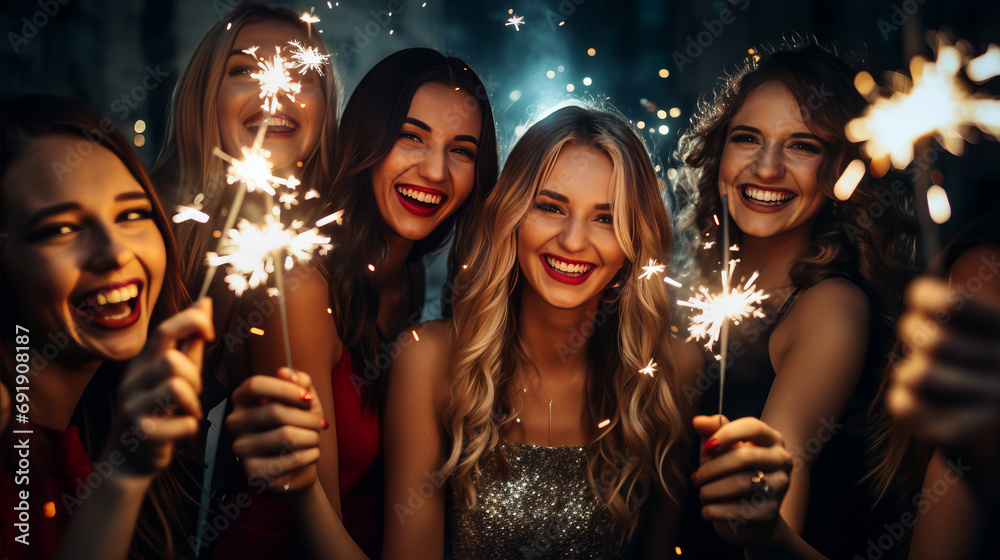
[677,261,769,351]
[250,327,265,336]
[664,276,683,288]
[173,194,209,224]
[846,42,1000,169]
[206,216,331,296]
[927,185,952,224]
[288,41,329,76]
[505,14,525,31]
[597,419,611,429]
[412,330,420,341]
[638,258,666,280]
[316,209,345,227]
[834,159,866,201]
[639,359,657,377]
[368,264,376,272]
[300,8,320,38]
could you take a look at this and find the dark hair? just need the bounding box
[675,40,915,329]
[322,48,499,411]
[0,96,196,560]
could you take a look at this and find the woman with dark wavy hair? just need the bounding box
[220,48,499,559]
[673,41,915,557]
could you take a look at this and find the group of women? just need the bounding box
[2,2,998,559]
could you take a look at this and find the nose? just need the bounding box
[558,215,589,254]
[417,145,447,184]
[751,143,785,180]
[85,226,134,272]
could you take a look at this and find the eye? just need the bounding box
[118,208,154,223]
[729,133,759,145]
[228,65,255,77]
[451,146,475,159]
[400,131,422,143]
[595,214,614,225]
[789,140,823,154]
[534,202,563,215]
[28,223,80,242]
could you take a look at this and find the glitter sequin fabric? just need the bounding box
[445,442,624,559]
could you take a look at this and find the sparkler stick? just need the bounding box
[272,251,295,376]
[718,194,731,425]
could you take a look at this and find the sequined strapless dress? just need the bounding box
[445,442,629,559]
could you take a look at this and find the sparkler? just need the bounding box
[639,358,657,377]
[638,258,666,280]
[677,195,768,421]
[506,14,524,31]
[845,37,1000,265]
[300,8,320,39]
[288,40,330,76]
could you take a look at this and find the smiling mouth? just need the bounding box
[243,113,299,133]
[742,186,796,206]
[395,185,444,207]
[544,255,595,277]
[74,281,143,328]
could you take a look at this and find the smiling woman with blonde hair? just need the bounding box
[381,104,687,559]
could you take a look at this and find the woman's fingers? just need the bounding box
[231,372,316,410]
[231,425,321,458]
[240,447,321,487]
[694,443,793,487]
[227,402,325,438]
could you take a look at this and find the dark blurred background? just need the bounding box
[3,0,998,248]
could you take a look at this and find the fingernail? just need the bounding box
[321,419,330,430]
[301,392,312,402]
[704,438,720,452]
[690,471,698,485]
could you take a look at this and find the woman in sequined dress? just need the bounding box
[382,105,689,559]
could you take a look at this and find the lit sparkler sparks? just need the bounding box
[639,359,657,377]
[206,215,331,296]
[846,41,1000,169]
[300,8,320,39]
[251,47,301,114]
[506,14,525,31]
[638,258,666,280]
[288,40,329,76]
[676,260,769,351]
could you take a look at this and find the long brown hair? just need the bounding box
[675,40,916,329]
[444,105,684,541]
[151,1,339,292]
[322,47,499,411]
[0,96,196,560]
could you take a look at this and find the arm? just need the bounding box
[906,448,983,560]
[238,266,370,559]
[54,299,214,560]
[762,278,870,534]
[381,320,452,560]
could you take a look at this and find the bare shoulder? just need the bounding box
[391,319,453,407]
[786,276,871,327]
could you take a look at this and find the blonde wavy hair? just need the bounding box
[444,105,685,540]
[151,2,338,291]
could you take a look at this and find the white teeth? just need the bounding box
[744,187,793,205]
[91,284,139,308]
[545,256,594,277]
[396,186,443,206]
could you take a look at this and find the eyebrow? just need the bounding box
[23,192,151,232]
[404,117,480,147]
[730,125,823,142]
[538,190,611,211]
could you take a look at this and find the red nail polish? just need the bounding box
[301,392,313,401]
[321,419,330,430]
[704,438,720,451]
[690,471,698,484]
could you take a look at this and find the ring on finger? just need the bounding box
[750,469,770,494]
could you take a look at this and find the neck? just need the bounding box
[735,226,813,291]
[377,227,415,290]
[28,358,102,430]
[517,288,600,377]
